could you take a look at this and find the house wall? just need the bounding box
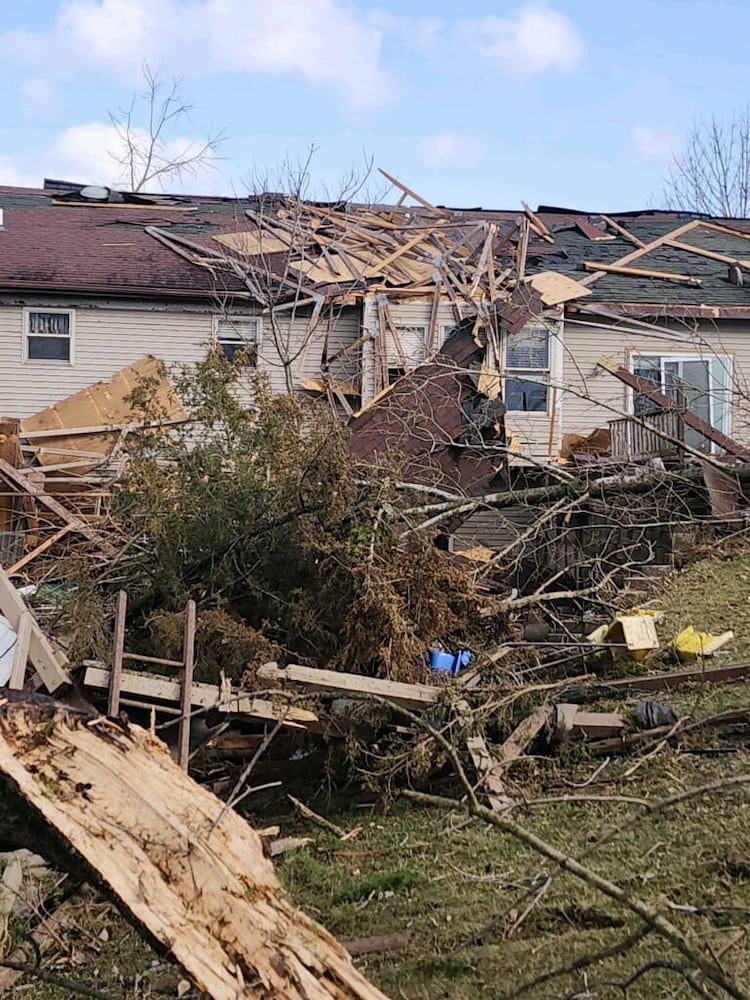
[560,317,750,447]
[0,297,366,417]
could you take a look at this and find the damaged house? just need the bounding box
[3,175,750,480]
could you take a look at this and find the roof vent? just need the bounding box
[729,264,744,286]
[79,185,110,201]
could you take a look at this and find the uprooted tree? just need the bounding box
[58,352,501,684]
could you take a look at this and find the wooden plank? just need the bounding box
[108,591,127,717]
[600,661,750,693]
[0,698,389,1000]
[580,219,702,286]
[0,566,70,693]
[496,705,553,768]
[8,611,31,690]
[178,600,196,771]
[83,665,319,729]
[582,261,701,285]
[378,168,442,213]
[20,417,187,440]
[0,418,20,533]
[0,457,114,554]
[257,662,439,710]
[601,215,646,247]
[555,705,627,740]
[6,524,73,577]
[521,201,554,243]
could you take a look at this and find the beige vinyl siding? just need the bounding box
[0,303,212,418]
[560,319,750,447]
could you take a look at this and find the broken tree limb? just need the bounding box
[0,694,389,1000]
[288,795,348,839]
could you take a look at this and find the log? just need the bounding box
[0,692,389,1000]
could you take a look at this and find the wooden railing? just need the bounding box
[609,408,685,459]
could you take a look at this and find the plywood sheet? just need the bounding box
[528,270,592,306]
[21,356,186,468]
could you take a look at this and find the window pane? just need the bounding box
[505,376,548,412]
[220,339,256,365]
[27,336,70,361]
[217,318,257,342]
[506,327,548,369]
[633,356,662,414]
[28,312,70,336]
[390,326,427,366]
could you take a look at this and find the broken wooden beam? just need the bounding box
[83,664,320,730]
[0,565,71,694]
[256,662,440,711]
[0,694,389,999]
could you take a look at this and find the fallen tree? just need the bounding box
[0,690,388,1000]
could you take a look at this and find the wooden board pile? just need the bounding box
[0,355,187,579]
[149,169,592,404]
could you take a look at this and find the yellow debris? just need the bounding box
[671,626,734,662]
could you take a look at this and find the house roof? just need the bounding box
[5,177,750,315]
[0,183,249,299]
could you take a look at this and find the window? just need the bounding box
[216,317,258,366]
[25,309,72,362]
[632,353,732,451]
[504,325,549,412]
[386,326,428,385]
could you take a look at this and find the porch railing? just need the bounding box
[608,408,685,460]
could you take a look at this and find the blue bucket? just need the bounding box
[429,649,473,676]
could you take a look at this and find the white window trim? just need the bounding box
[628,351,733,443]
[22,307,75,365]
[214,315,262,361]
[502,323,554,415]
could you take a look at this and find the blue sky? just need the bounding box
[0,0,747,210]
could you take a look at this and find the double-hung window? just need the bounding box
[504,325,549,412]
[632,353,732,451]
[24,309,73,362]
[216,317,259,366]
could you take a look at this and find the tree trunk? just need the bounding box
[0,691,389,1000]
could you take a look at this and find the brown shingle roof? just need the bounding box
[0,198,246,298]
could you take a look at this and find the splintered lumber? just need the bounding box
[0,565,70,693]
[496,705,553,766]
[0,694,389,1000]
[582,261,702,285]
[83,664,319,730]
[465,735,512,812]
[0,457,114,555]
[257,662,440,711]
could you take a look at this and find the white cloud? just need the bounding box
[44,120,220,189]
[419,131,485,168]
[0,154,37,188]
[632,124,678,166]
[0,0,393,109]
[462,2,584,79]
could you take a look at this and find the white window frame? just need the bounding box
[503,324,551,414]
[214,315,261,365]
[629,351,733,446]
[23,307,75,364]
